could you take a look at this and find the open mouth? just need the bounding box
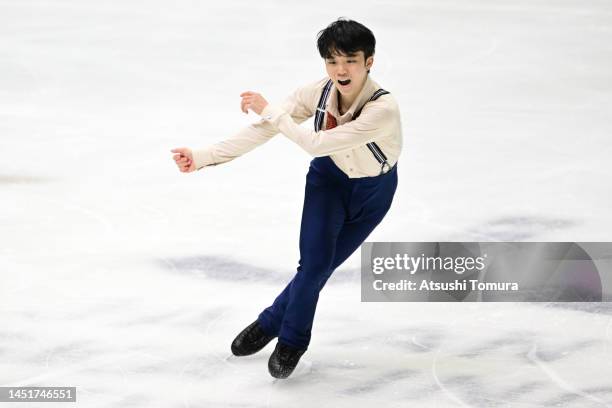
[338,79,351,86]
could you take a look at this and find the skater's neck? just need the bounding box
[337,93,357,116]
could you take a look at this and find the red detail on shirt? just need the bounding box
[326,113,337,130]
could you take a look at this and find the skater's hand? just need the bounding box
[171,147,196,173]
[240,91,268,115]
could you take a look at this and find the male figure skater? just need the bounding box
[171,18,402,379]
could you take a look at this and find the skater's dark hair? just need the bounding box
[317,18,376,68]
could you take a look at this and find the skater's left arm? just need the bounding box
[242,93,400,157]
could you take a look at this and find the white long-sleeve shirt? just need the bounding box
[192,75,402,178]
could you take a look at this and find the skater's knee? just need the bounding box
[299,256,333,275]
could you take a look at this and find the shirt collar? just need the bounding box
[327,76,379,119]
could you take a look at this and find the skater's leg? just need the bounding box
[318,206,393,289]
[257,277,292,336]
[258,209,389,337]
[276,180,346,349]
[258,170,345,339]
[260,166,397,341]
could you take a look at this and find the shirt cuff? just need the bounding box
[192,147,216,170]
[260,104,287,126]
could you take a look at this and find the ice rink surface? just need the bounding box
[1,0,612,406]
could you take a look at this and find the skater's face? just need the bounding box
[324,50,374,100]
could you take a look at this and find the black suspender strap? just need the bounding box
[352,88,390,119]
[314,79,333,132]
[314,81,392,175]
[356,89,391,174]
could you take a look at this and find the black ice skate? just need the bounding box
[231,320,276,356]
[268,341,307,379]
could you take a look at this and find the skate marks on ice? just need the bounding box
[285,324,612,408]
[0,174,52,185]
[158,255,361,285]
[464,215,577,241]
[526,342,611,407]
[157,255,283,283]
[542,302,612,316]
[0,292,262,407]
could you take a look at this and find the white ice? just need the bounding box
[1,0,612,407]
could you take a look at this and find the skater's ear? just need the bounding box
[365,55,374,73]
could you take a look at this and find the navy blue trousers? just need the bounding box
[257,156,398,349]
